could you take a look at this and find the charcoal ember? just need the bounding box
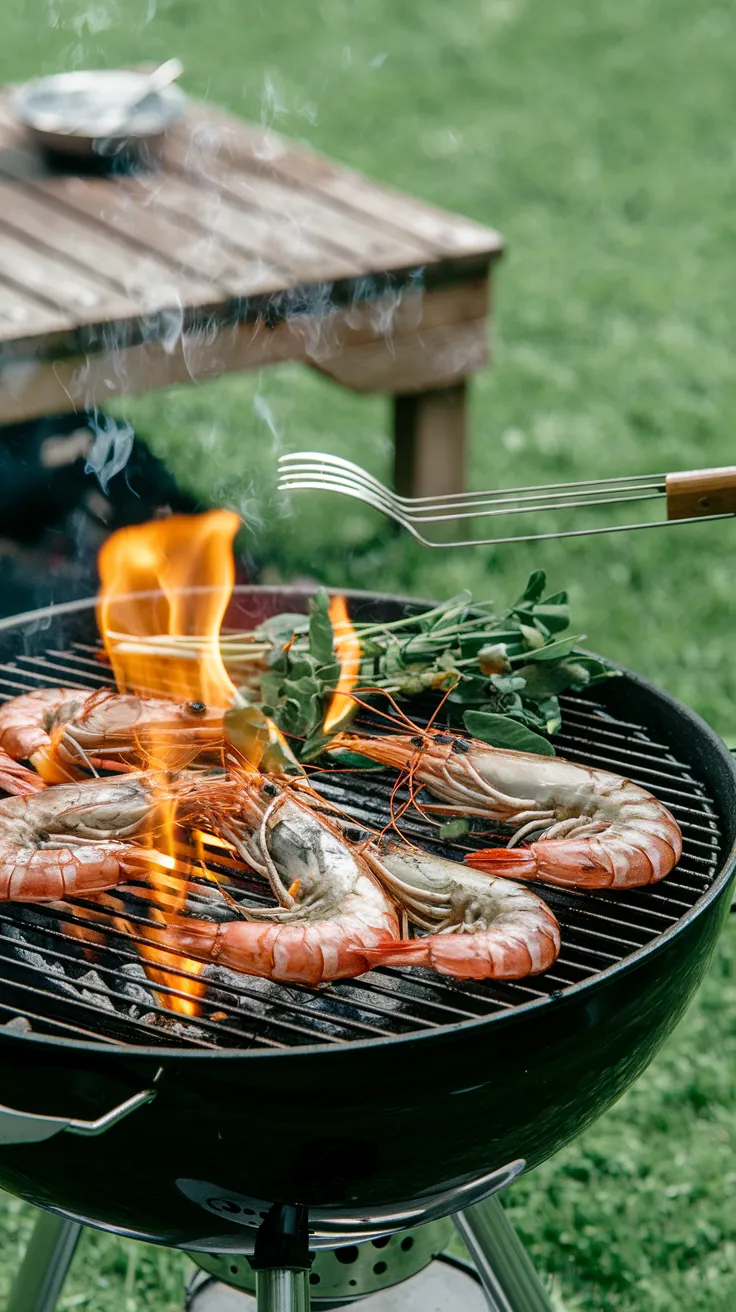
[139,1013,209,1042]
[0,919,156,1018]
[72,970,116,1012]
[2,1015,32,1033]
[118,961,157,1008]
[2,923,68,981]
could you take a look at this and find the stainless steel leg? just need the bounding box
[454,1195,556,1312]
[254,1269,309,1312]
[7,1210,83,1312]
[250,1205,310,1312]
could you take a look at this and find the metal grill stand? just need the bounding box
[248,1205,312,1312]
[7,1194,556,1312]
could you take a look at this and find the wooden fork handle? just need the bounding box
[666,466,736,520]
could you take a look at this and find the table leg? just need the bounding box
[7,1210,83,1312]
[393,382,468,499]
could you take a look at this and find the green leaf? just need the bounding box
[530,601,571,633]
[325,747,387,770]
[463,710,556,756]
[518,571,547,605]
[513,634,585,665]
[308,589,335,665]
[448,676,492,705]
[569,656,621,686]
[514,659,595,697]
[259,680,286,712]
[439,818,472,840]
[459,630,520,659]
[382,638,405,678]
[536,695,563,736]
[288,654,320,679]
[224,704,304,773]
[255,612,309,642]
[489,673,527,694]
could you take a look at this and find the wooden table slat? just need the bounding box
[165,128,432,269]
[125,170,380,286]
[0,278,71,339]
[0,224,142,323]
[186,105,504,264]
[0,137,261,294]
[0,179,222,310]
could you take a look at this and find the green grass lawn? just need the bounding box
[2,0,736,1307]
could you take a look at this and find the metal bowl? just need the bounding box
[12,69,186,165]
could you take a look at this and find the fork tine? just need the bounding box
[277,452,667,518]
[277,451,667,511]
[277,473,434,545]
[278,474,666,525]
[278,459,666,523]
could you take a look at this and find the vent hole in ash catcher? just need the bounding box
[335,1246,360,1265]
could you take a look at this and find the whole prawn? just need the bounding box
[0,686,225,783]
[0,770,233,902]
[362,841,560,980]
[340,731,682,891]
[147,774,400,986]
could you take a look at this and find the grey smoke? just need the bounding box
[85,412,135,494]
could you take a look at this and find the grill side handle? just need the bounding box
[0,1088,156,1145]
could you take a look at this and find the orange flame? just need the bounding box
[97,509,239,707]
[96,510,240,1016]
[323,596,361,734]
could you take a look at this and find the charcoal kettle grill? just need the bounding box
[0,586,733,1312]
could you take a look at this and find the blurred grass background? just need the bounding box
[2,0,736,1307]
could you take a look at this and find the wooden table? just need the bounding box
[0,97,503,497]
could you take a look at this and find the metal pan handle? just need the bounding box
[0,1088,156,1146]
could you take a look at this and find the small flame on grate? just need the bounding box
[323,595,361,734]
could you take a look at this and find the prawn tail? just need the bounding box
[464,847,538,880]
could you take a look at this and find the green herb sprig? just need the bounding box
[248,572,618,759]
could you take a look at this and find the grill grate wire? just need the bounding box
[0,641,722,1051]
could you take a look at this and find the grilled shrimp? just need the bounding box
[0,686,225,783]
[0,774,161,901]
[0,770,236,902]
[362,842,560,979]
[341,732,682,890]
[149,778,400,985]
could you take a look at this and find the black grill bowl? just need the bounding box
[0,586,733,1250]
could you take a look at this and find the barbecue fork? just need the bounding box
[278,453,736,547]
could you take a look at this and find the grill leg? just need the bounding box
[254,1269,309,1312]
[250,1204,311,1312]
[7,1211,82,1312]
[454,1196,556,1312]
